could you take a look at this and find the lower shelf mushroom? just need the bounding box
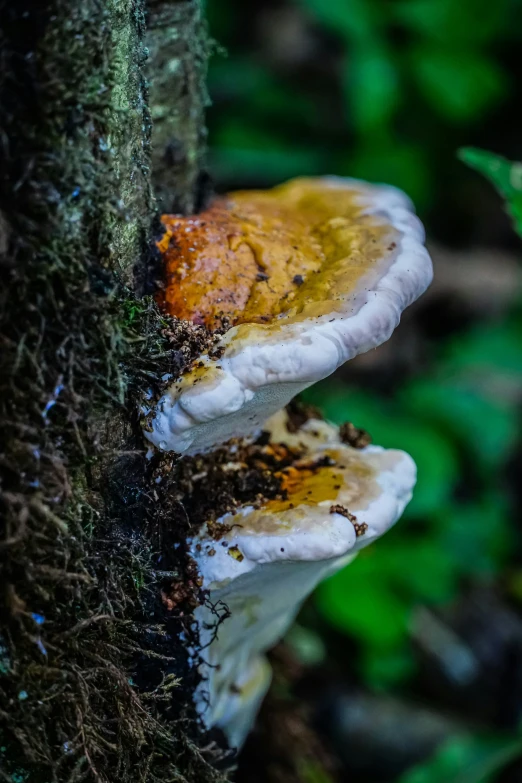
[190,410,416,749]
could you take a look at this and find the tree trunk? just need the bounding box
[146,0,210,215]
[0,2,223,781]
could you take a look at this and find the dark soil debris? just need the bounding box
[339,421,372,449]
[151,433,306,535]
[161,568,203,612]
[330,505,367,537]
[330,504,357,522]
[353,521,368,537]
[285,399,323,433]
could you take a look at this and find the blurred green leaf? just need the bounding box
[208,0,519,232]
[412,49,507,122]
[315,529,457,685]
[399,734,522,783]
[213,118,284,150]
[210,63,317,121]
[314,488,511,683]
[440,494,513,577]
[316,528,458,638]
[346,139,432,206]
[298,759,335,783]
[393,0,510,46]
[343,44,400,132]
[209,60,281,99]
[401,378,519,469]
[459,148,522,237]
[204,0,235,41]
[209,144,327,185]
[362,646,416,689]
[400,320,522,468]
[380,539,458,604]
[316,563,409,648]
[296,0,376,40]
[444,321,522,377]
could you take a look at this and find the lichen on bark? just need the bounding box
[0,1,225,781]
[146,0,210,214]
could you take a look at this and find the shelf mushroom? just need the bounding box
[190,410,417,749]
[146,176,432,455]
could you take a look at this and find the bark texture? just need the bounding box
[147,0,210,214]
[107,0,153,283]
[0,1,224,781]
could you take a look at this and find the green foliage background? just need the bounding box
[206,1,522,779]
[206,0,521,220]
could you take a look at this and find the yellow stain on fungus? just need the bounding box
[227,545,244,562]
[266,448,375,514]
[158,178,399,330]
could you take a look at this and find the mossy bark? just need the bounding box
[107,0,153,284]
[0,1,223,781]
[146,0,210,214]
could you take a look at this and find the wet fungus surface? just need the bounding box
[158,179,398,330]
[148,176,432,455]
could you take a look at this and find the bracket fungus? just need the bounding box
[147,176,432,455]
[145,175,432,749]
[190,410,417,748]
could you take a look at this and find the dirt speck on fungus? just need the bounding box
[339,421,372,449]
[330,504,357,522]
[285,399,323,433]
[330,504,368,537]
[151,432,304,535]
